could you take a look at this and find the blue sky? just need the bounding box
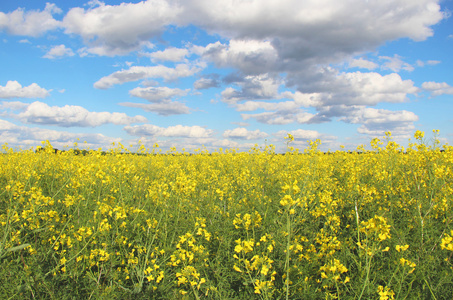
[1,0,452,152]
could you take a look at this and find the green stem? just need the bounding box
[285,212,291,300]
[358,251,371,300]
[424,278,437,300]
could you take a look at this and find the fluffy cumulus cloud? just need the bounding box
[416,60,441,67]
[6,0,435,63]
[62,0,182,56]
[275,129,325,141]
[237,100,316,124]
[194,40,280,74]
[119,102,190,116]
[220,69,418,128]
[43,44,75,59]
[282,92,323,108]
[194,76,220,90]
[287,69,419,106]
[146,47,189,62]
[5,101,147,127]
[0,118,121,149]
[271,129,337,151]
[0,101,29,111]
[338,106,419,137]
[124,86,191,115]
[220,74,282,103]
[422,81,453,96]
[222,127,268,140]
[1,0,448,148]
[3,1,444,63]
[235,69,418,129]
[0,3,61,37]
[129,86,189,102]
[124,124,214,138]
[183,0,443,68]
[94,64,202,89]
[379,55,415,72]
[242,110,315,125]
[348,58,379,70]
[235,100,299,112]
[0,81,50,99]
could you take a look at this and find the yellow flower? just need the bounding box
[177,275,187,286]
[233,265,242,273]
[396,244,409,252]
[377,285,395,300]
[261,264,269,275]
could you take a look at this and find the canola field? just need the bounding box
[1,131,453,299]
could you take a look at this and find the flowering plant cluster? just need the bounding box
[1,131,453,298]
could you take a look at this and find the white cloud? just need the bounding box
[94,64,202,89]
[212,138,253,150]
[339,106,419,137]
[196,40,280,74]
[194,0,441,41]
[223,127,268,140]
[422,81,453,96]
[129,86,189,102]
[0,101,29,111]
[275,129,324,141]
[131,135,259,152]
[141,80,160,87]
[348,58,378,70]
[0,81,50,99]
[1,0,447,150]
[43,44,75,59]
[235,100,298,112]
[426,60,441,65]
[78,42,154,57]
[62,0,182,56]
[124,124,214,138]
[236,70,418,125]
[379,55,414,72]
[242,110,315,125]
[220,74,282,103]
[0,3,61,37]
[333,72,418,105]
[272,129,337,151]
[416,59,441,67]
[4,0,444,65]
[232,121,249,127]
[7,101,147,127]
[146,47,189,62]
[120,101,190,116]
[281,91,322,108]
[194,77,220,90]
[289,69,419,106]
[185,0,444,68]
[125,86,191,115]
[0,118,121,149]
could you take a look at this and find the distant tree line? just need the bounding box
[34,147,446,156]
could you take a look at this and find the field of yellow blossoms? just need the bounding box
[1,130,453,299]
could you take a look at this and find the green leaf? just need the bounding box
[5,243,31,253]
